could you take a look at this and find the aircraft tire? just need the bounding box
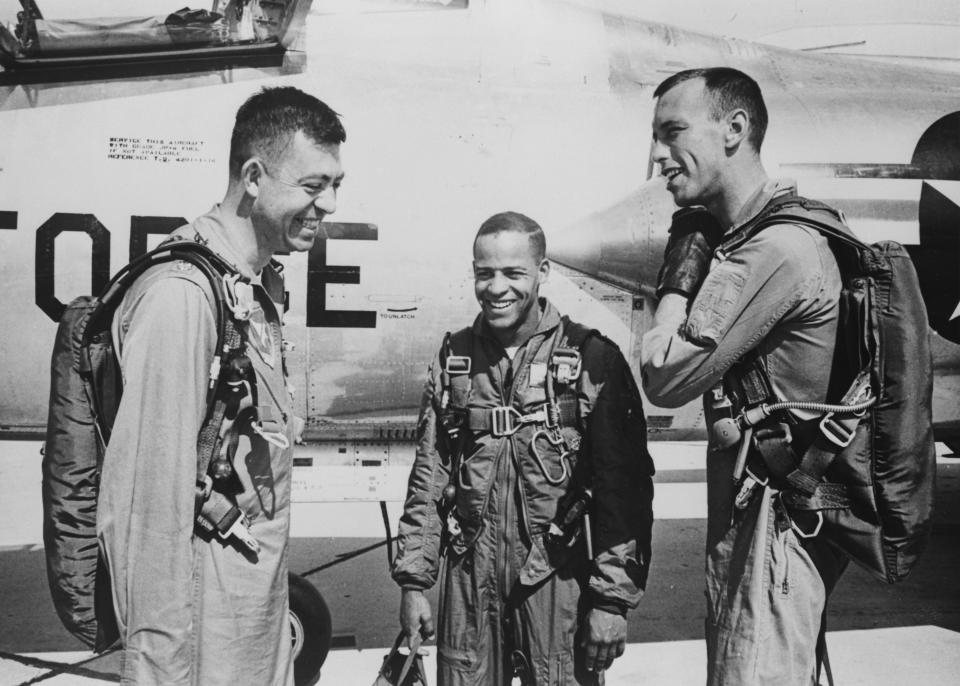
[289,572,333,686]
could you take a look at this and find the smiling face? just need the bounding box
[252,130,344,255]
[473,231,549,347]
[651,77,728,209]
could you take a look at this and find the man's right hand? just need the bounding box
[400,589,435,648]
[655,207,724,300]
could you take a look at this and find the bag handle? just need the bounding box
[375,631,426,686]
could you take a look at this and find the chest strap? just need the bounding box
[465,404,551,437]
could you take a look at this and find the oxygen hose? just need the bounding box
[757,397,877,416]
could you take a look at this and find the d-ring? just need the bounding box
[530,429,569,485]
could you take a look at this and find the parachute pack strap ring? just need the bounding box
[777,493,824,539]
[550,348,582,385]
[530,429,571,485]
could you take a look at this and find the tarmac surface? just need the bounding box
[2,441,959,685]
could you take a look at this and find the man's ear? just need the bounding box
[539,258,551,282]
[241,158,263,198]
[725,109,749,150]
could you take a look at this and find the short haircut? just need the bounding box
[474,212,547,262]
[229,86,346,177]
[654,67,768,151]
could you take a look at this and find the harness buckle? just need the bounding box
[490,406,549,437]
[776,493,825,539]
[790,510,824,539]
[491,406,523,437]
[819,413,857,448]
[734,463,769,510]
[445,355,471,375]
[551,349,582,384]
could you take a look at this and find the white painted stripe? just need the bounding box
[0,652,111,685]
[1,440,954,546]
[289,482,708,539]
[648,441,707,471]
[9,626,956,686]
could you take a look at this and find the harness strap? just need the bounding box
[194,312,249,519]
[464,405,550,436]
[781,483,850,511]
[551,316,597,430]
[440,328,473,439]
[719,194,872,518]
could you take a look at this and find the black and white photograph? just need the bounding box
[1,1,958,684]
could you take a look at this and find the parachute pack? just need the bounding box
[42,239,259,650]
[716,193,936,583]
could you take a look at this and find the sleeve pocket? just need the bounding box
[684,266,747,345]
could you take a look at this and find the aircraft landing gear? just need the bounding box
[289,572,333,686]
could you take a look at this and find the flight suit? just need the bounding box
[641,180,848,685]
[97,206,297,686]
[393,300,654,686]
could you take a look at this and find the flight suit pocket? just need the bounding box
[685,266,747,345]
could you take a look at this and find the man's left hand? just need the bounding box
[580,607,627,673]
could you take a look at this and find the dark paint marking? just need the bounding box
[307,222,378,328]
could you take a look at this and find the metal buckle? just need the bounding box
[551,349,582,384]
[530,429,570,485]
[790,510,824,539]
[744,463,769,487]
[819,413,856,448]
[491,406,522,437]
[755,422,792,446]
[445,355,471,375]
[777,492,825,539]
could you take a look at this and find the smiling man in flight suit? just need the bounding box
[641,68,849,685]
[393,211,654,685]
[97,86,345,685]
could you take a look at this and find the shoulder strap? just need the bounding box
[719,193,866,409]
[548,316,598,430]
[81,238,249,520]
[439,326,473,439]
[718,193,866,258]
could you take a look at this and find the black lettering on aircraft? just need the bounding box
[35,213,110,321]
[906,111,960,344]
[307,222,378,328]
[0,210,16,230]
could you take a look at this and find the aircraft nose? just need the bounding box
[547,177,677,295]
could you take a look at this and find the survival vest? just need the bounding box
[715,193,936,584]
[436,316,597,555]
[43,239,265,651]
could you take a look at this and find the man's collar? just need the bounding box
[177,204,261,281]
[174,205,281,291]
[728,179,797,233]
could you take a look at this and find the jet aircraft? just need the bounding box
[1,0,959,683]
